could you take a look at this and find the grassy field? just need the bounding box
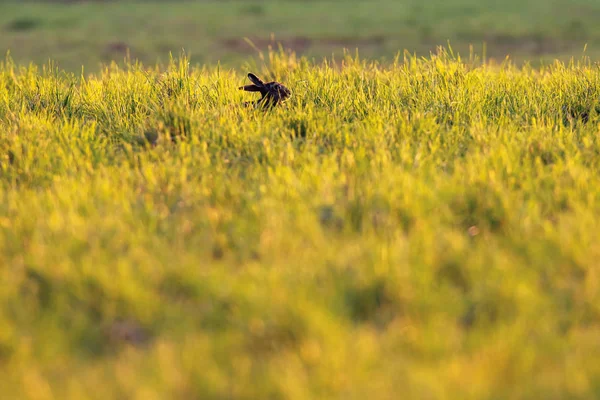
[2,0,600,72]
[1,48,600,398]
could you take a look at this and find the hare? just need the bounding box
[239,73,291,108]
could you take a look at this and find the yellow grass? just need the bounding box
[0,49,599,399]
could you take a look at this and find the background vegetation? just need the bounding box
[1,49,600,398]
[2,0,600,72]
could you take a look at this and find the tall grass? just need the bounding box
[1,48,600,399]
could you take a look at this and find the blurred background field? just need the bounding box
[2,0,600,72]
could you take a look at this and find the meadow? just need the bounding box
[1,47,600,399]
[2,0,600,71]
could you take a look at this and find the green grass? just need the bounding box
[2,0,600,72]
[1,48,600,398]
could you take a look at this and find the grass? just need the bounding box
[1,47,600,398]
[2,0,600,72]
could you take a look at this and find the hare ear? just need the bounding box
[248,73,264,87]
[239,84,262,92]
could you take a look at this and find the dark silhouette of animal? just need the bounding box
[239,73,291,108]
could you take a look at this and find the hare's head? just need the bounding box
[239,73,290,107]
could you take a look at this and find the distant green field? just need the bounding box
[2,0,600,71]
[1,49,600,398]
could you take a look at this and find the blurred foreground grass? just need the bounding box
[1,49,600,398]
